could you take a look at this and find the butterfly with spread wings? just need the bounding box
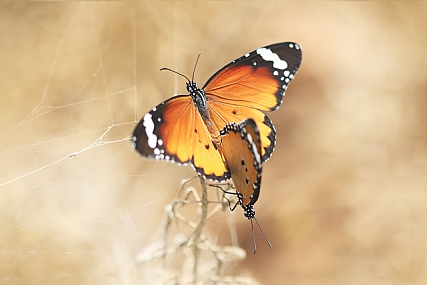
[132,42,302,181]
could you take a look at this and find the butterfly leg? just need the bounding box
[209,183,242,213]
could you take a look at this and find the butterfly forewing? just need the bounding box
[204,42,302,111]
[221,119,262,207]
[132,95,230,181]
[204,42,301,162]
[132,96,192,164]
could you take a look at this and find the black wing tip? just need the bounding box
[262,42,302,111]
[271,42,303,70]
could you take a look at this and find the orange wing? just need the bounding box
[132,42,302,182]
[220,118,262,217]
[207,99,275,162]
[132,95,229,181]
[204,42,302,111]
[203,42,302,161]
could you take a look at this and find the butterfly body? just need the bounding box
[132,42,302,181]
[186,81,223,151]
[187,81,208,118]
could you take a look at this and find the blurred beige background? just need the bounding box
[1,2,427,284]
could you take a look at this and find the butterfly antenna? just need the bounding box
[159,67,191,82]
[254,216,272,249]
[191,53,202,82]
[251,218,257,254]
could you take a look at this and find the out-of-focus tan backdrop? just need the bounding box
[2,2,427,284]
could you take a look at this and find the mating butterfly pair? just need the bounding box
[132,42,302,246]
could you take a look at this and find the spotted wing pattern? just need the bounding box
[220,118,262,219]
[205,42,302,162]
[132,95,229,181]
[132,42,302,182]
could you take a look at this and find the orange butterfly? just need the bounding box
[132,42,302,181]
[220,118,262,217]
[220,118,271,253]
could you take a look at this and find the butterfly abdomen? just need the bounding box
[187,81,225,155]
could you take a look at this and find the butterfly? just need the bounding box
[220,118,271,253]
[132,42,302,181]
[220,118,262,219]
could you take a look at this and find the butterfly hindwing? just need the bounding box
[190,111,230,181]
[220,118,262,210]
[208,100,276,163]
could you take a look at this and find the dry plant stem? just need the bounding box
[191,175,209,283]
[136,175,257,284]
[160,176,198,265]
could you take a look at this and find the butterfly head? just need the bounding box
[187,81,208,113]
[186,81,199,93]
[243,203,256,220]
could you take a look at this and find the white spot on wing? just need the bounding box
[143,113,157,149]
[131,136,137,148]
[246,133,261,163]
[256,47,288,70]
